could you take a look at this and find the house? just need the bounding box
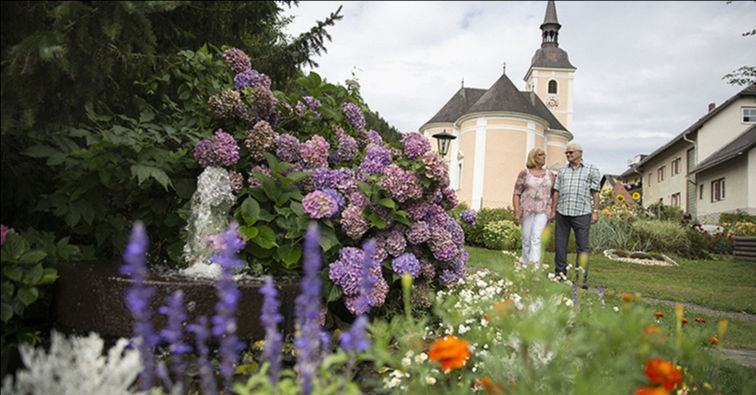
[419,0,574,210]
[601,174,637,206]
[621,84,756,223]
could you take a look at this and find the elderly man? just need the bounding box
[549,143,601,288]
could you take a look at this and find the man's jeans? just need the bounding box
[554,212,592,284]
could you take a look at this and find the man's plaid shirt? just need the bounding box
[553,161,601,216]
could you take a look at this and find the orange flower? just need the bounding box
[644,325,660,334]
[709,336,719,345]
[695,318,707,323]
[635,386,670,395]
[681,318,688,325]
[474,377,505,394]
[643,358,682,391]
[621,292,634,302]
[429,335,471,372]
[654,312,664,319]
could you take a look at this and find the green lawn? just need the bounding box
[465,245,756,350]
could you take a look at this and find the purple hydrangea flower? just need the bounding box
[322,188,345,214]
[234,69,272,91]
[340,204,370,240]
[329,244,388,315]
[208,89,242,118]
[302,190,340,219]
[403,200,430,221]
[275,133,301,163]
[248,165,272,188]
[392,252,421,278]
[376,164,423,203]
[406,221,431,244]
[358,143,392,179]
[260,275,283,388]
[419,257,436,279]
[228,170,243,193]
[245,120,278,161]
[401,132,431,159]
[336,133,358,163]
[303,96,322,117]
[300,134,330,168]
[222,48,251,74]
[432,240,459,262]
[367,130,383,145]
[439,269,464,286]
[295,224,325,395]
[311,167,337,190]
[460,209,477,226]
[342,102,366,130]
[442,187,459,210]
[422,150,449,183]
[378,229,406,257]
[244,85,278,126]
[194,129,240,168]
[119,222,157,391]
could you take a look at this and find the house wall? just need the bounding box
[698,97,756,161]
[696,155,751,224]
[641,140,693,211]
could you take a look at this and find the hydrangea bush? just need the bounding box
[192,48,466,315]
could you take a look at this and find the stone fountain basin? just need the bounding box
[53,260,300,340]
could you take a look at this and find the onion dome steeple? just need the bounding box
[528,0,574,70]
[540,0,561,47]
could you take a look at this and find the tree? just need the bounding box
[722,3,755,86]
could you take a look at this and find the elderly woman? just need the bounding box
[512,147,555,265]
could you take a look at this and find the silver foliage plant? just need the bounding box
[2,330,143,395]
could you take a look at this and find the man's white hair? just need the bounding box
[567,143,583,151]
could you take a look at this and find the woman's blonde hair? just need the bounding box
[526,148,546,169]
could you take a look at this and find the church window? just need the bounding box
[548,80,558,94]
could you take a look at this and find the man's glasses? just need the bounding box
[565,151,575,155]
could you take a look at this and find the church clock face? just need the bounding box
[546,95,560,109]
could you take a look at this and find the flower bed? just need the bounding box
[603,249,677,266]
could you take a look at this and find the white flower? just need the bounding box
[458,324,470,334]
[2,331,142,395]
[415,353,428,363]
[401,357,411,367]
[426,376,437,385]
[613,306,620,312]
[565,299,574,307]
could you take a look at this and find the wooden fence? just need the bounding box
[733,236,756,262]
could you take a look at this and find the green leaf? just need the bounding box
[276,243,302,268]
[378,198,397,209]
[139,110,155,123]
[39,268,59,285]
[366,213,387,229]
[253,225,277,249]
[258,208,276,223]
[324,280,343,303]
[261,177,282,202]
[18,250,47,265]
[22,145,59,158]
[290,201,304,216]
[357,180,372,196]
[47,152,67,166]
[22,265,44,285]
[282,171,309,186]
[3,266,23,282]
[17,287,39,306]
[318,226,340,252]
[1,303,13,323]
[240,197,260,225]
[239,225,259,241]
[1,232,28,261]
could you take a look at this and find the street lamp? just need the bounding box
[432,129,456,158]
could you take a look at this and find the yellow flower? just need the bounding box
[616,194,625,203]
[633,192,641,200]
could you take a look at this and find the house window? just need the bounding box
[647,173,652,186]
[699,184,704,200]
[671,192,681,207]
[671,158,681,176]
[744,107,756,123]
[548,80,558,94]
[686,148,695,174]
[711,178,725,202]
[657,166,665,182]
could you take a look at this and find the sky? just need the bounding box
[282,1,755,175]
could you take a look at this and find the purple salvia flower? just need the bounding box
[392,252,421,278]
[295,223,324,395]
[260,275,284,388]
[158,290,191,392]
[119,221,157,391]
[340,315,370,352]
[187,316,217,395]
[222,48,251,74]
[598,284,605,308]
[210,222,246,393]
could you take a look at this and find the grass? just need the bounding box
[465,245,756,350]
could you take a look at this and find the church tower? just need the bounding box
[524,0,576,131]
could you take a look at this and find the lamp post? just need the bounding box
[432,129,456,158]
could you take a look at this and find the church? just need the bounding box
[419,0,575,210]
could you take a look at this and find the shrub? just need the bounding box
[719,209,756,226]
[646,202,684,223]
[631,220,689,256]
[589,215,636,252]
[727,221,756,237]
[481,220,521,250]
[465,207,514,247]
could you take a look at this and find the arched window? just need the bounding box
[548,80,558,94]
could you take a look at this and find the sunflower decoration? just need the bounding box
[633,192,641,200]
[616,194,625,203]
